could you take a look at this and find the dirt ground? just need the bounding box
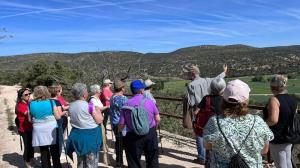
[0,85,202,168]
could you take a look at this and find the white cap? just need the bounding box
[103,79,113,84]
[144,79,156,87]
[223,79,251,104]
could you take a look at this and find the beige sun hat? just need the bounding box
[144,79,156,87]
[182,64,200,74]
[103,79,113,84]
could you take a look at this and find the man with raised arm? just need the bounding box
[183,64,227,164]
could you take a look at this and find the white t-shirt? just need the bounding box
[90,96,104,109]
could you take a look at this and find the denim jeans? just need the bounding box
[196,136,206,161]
[77,152,99,168]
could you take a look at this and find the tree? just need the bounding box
[0,28,13,40]
[19,60,76,89]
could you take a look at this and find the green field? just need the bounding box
[151,75,300,138]
[154,75,300,105]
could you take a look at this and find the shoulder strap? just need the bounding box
[88,96,95,103]
[217,115,256,154]
[121,106,135,111]
[49,99,54,113]
[139,98,147,107]
[205,96,211,111]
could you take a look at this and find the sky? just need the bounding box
[0,0,300,56]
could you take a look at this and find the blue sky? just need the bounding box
[0,0,300,56]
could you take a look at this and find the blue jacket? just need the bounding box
[66,126,102,159]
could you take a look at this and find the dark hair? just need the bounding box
[48,85,60,98]
[145,86,152,90]
[114,87,124,93]
[221,99,249,117]
[131,88,142,95]
[17,88,30,103]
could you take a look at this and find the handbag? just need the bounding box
[217,115,256,168]
[285,112,300,144]
[183,96,193,129]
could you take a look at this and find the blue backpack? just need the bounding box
[122,98,149,135]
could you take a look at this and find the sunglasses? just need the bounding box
[23,93,30,96]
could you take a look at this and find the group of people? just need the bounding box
[15,78,160,168]
[184,64,298,168]
[14,63,298,168]
[15,84,69,168]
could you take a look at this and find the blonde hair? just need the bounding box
[270,75,288,92]
[33,85,51,100]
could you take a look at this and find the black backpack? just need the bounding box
[217,115,256,168]
[14,104,23,151]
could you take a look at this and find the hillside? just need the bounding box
[0,45,300,81]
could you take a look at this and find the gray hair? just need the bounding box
[72,83,87,100]
[211,78,226,95]
[90,84,101,95]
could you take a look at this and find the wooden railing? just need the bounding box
[138,95,300,120]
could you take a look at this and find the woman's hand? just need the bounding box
[193,108,200,116]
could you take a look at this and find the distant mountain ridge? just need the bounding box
[1,44,300,79]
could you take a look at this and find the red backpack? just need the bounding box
[193,96,215,136]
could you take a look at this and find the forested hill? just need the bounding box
[1,44,300,80]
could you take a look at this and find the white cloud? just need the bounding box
[0,0,155,19]
[279,8,300,20]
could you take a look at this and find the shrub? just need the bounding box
[287,73,297,79]
[251,75,268,82]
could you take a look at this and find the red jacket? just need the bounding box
[16,101,33,132]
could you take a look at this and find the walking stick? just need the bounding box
[158,124,163,154]
[101,124,109,165]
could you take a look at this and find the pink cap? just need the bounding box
[223,79,251,104]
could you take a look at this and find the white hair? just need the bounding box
[72,83,87,100]
[211,78,226,95]
[90,84,101,94]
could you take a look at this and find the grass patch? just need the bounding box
[154,75,300,105]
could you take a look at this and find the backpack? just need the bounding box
[14,104,20,130]
[14,103,22,151]
[217,115,256,168]
[285,112,300,144]
[122,98,149,135]
[15,117,20,129]
[182,96,193,129]
[193,96,215,136]
[283,97,299,144]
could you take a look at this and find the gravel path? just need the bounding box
[0,85,202,168]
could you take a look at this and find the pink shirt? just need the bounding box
[100,87,113,106]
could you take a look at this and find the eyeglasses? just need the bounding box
[23,93,30,97]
